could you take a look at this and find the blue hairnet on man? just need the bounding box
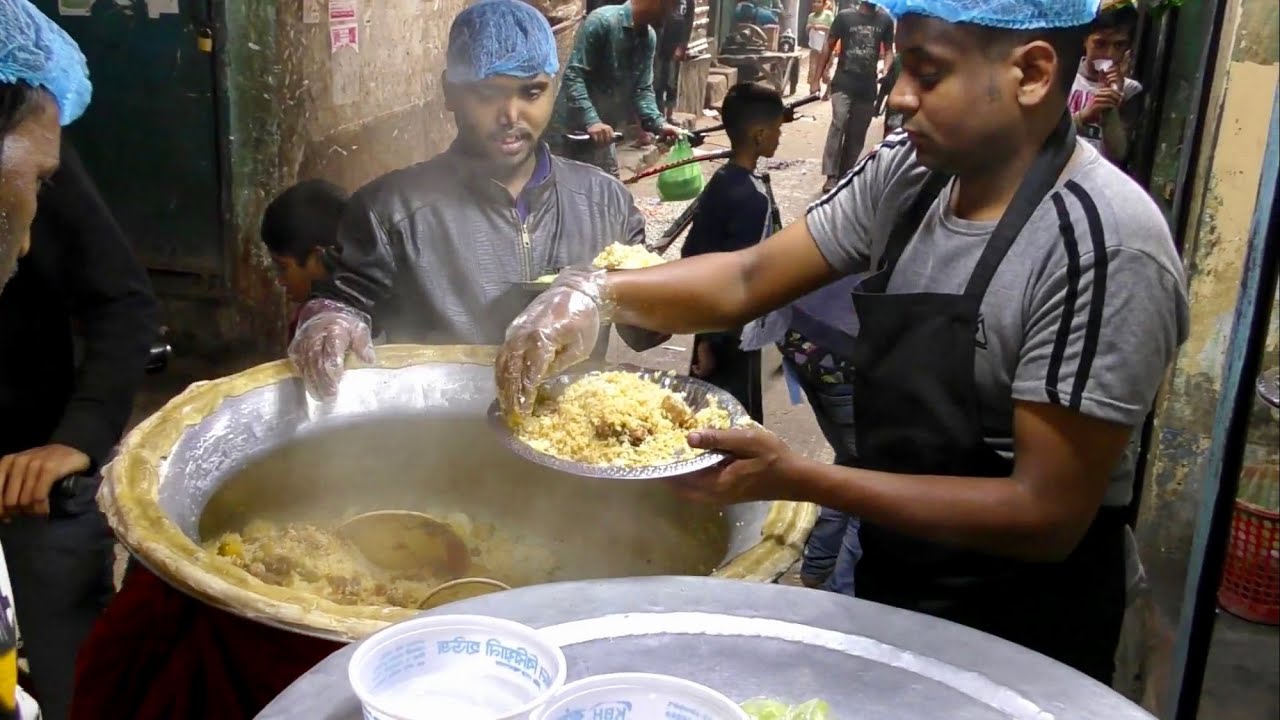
[288,0,657,400]
[445,0,559,84]
[496,0,1190,689]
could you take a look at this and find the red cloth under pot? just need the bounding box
[70,566,342,720]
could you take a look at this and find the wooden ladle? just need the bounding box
[336,510,472,577]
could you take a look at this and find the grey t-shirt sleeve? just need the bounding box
[1012,187,1189,427]
[804,135,917,273]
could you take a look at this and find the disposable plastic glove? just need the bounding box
[495,266,614,416]
[287,298,376,400]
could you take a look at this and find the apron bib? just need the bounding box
[849,116,1127,682]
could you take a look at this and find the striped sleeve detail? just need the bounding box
[1044,182,1111,410]
[1064,181,1109,411]
[1046,192,1080,408]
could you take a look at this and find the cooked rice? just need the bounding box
[591,242,666,270]
[206,513,559,608]
[511,371,732,466]
[530,243,664,285]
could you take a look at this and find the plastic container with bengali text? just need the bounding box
[530,672,749,720]
[348,614,567,720]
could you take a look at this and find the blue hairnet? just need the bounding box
[0,0,91,125]
[872,0,1101,30]
[445,0,559,84]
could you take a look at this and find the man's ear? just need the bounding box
[443,73,457,113]
[1012,40,1058,108]
[305,247,330,275]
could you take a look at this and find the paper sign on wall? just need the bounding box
[330,24,359,52]
[328,0,357,22]
[328,0,359,53]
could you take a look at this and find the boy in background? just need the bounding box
[259,180,349,339]
[681,82,786,423]
[1068,2,1141,164]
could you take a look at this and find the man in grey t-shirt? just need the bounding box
[498,0,1189,683]
[808,130,1186,509]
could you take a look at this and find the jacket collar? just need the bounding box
[442,141,557,210]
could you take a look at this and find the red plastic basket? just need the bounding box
[1217,492,1280,625]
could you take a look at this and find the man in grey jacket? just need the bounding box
[290,0,650,399]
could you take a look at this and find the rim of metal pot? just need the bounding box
[101,344,818,642]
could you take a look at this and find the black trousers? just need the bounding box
[655,54,679,116]
[693,338,764,424]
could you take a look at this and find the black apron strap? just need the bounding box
[963,114,1078,299]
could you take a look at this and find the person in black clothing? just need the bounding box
[0,137,158,720]
[810,0,893,191]
[655,0,695,118]
[681,82,785,423]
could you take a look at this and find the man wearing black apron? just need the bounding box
[496,1,1189,684]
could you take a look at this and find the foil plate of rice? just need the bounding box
[488,365,751,479]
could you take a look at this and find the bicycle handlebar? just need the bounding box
[562,131,626,144]
[688,92,822,147]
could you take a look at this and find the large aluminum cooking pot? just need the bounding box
[102,346,817,642]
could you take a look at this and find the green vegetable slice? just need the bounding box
[740,697,832,720]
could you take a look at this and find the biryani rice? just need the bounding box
[512,371,732,467]
[592,242,666,270]
[206,513,559,608]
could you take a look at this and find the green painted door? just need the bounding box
[37,0,225,292]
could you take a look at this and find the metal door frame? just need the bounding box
[1167,88,1280,720]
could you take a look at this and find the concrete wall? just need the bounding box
[1130,0,1279,709]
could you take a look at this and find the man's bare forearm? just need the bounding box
[815,43,834,81]
[607,220,839,335]
[781,458,1085,561]
[609,252,756,334]
[1101,111,1130,162]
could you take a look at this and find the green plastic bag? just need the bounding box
[656,137,704,201]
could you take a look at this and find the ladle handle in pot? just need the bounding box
[419,577,512,609]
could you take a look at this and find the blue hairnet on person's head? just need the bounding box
[445,0,559,84]
[0,0,91,125]
[871,0,1101,29]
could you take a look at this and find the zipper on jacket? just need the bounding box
[514,209,532,281]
